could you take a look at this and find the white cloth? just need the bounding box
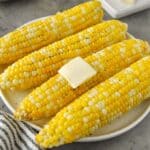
[0,111,42,150]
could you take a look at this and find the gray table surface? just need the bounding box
[0,0,150,150]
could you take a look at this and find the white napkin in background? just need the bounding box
[0,111,42,150]
[100,0,150,18]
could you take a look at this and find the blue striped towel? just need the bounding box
[0,111,42,150]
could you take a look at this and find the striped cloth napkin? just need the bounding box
[0,111,42,150]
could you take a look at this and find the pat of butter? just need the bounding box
[123,0,136,4]
[58,57,97,89]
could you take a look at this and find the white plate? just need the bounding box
[0,89,150,142]
[100,0,150,18]
[0,31,149,142]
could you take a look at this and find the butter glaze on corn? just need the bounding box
[14,39,150,121]
[0,1,103,64]
[0,20,127,90]
[36,56,150,148]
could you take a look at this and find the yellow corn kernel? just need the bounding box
[36,56,150,148]
[0,0,103,64]
[0,20,127,90]
[14,39,150,121]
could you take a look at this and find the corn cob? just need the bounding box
[0,20,127,90]
[14,39,150,121]
[0,1,103,64]
[36,56,150,148]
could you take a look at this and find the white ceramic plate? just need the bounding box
[100,0,150,18]
[0,30,149,142]
[0,89,150,142]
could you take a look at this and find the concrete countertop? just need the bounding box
[0,0,150,150]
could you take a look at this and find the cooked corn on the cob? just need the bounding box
[36,56,150,148]
[0,0,103,64]
[14,39,150,121]
[0,20,127,90]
